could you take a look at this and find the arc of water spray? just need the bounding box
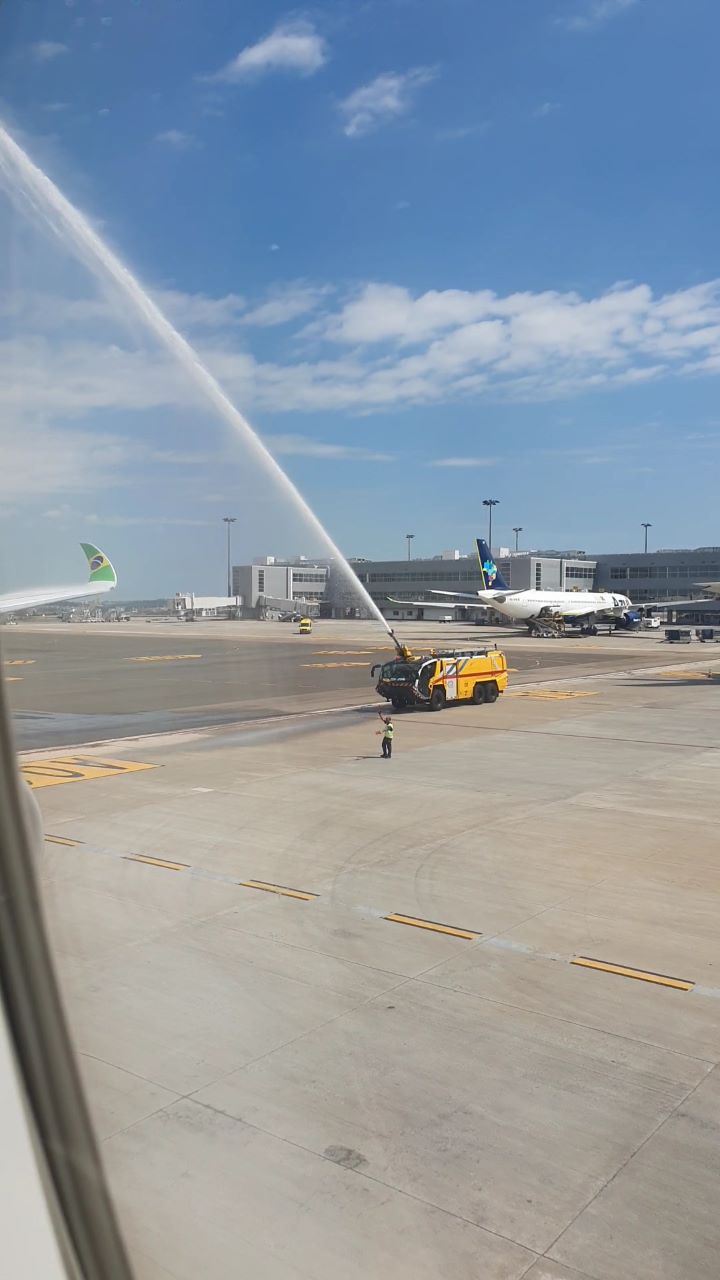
[0,123,402,652]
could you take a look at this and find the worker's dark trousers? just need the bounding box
[382,738,392,758]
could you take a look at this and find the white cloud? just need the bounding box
[155,130,197,150]
[206,20,328,83]
[265,434,392,462]
[339,67,437,138]
[435,122,489,142]
[43,506,215,527]
[315,282,499,345]
[0,425,135,499]
[241,283,330,327]
[30,40,68,63]
[155,288,246,328]
[561,0,638,32]
[534,101,558,118]
[430,457,499,468]
[4,278,720,447]
[0,287,246,333]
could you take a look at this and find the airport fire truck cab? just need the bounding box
[373,647,509,711]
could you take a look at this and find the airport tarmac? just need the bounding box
[2,617,694,749]
[9,622,720,1279]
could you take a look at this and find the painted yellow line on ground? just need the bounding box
[125,854,189,872]
[508,690,598,700]
[4,659,35,666]
[126,654,203,663]
[572,955,694,991]
[240,879,318,901]
[302,661,370,669]
[20,755,157,790]
[657,670,716,680]
[44,834,82,847]
[384,913,479,941]
[5,677,23,682]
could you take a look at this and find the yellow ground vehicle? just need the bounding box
[373,647,508,711]
[298,617,313,634]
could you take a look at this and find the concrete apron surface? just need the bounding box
[30,660,720,1280]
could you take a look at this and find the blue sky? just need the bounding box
[1,0,719,595]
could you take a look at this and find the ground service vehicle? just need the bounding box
[298,617,313,634]
[373,648,509,711]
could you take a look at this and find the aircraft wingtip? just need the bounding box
[81,542,117,586]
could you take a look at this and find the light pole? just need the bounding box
[405,533,415,561]
[512,526,523,552]
[482,499,499,553]
[641,522,652,554]
[223,516,236,597]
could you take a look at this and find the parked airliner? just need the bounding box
[391,539,633,635]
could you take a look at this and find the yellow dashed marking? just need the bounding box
[126,654,203,663]
[44,834,82,847]
[572,955,694,991]
[313,650,390,656]
[240,879,317,901]
[302,661,370,669]
[5,677,23,682]
[657,670,716,680]
[4,659,35,666]
[508,690,598,700]
[125,854,189,872]
[20,755,156,790]
[384,913,479,941]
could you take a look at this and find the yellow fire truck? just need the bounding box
[373,647,509,711]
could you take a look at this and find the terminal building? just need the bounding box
[232,558,329,617]
[352,546,720,624]
[593,549,720,619]
[195,545,720,624]
[352,550,598,621]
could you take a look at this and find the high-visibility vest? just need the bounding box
[383,722,394,739]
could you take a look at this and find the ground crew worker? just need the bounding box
[377,712,394,759]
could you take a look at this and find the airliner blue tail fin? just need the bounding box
[475,539,510,591]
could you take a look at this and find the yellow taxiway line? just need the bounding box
[384,913,479,941]
[44,834,82,847]
[302,662,370,668]
[657,670,716,680]
[126,654,203,663]
[313,650,389,656]
[125,854,190,872]
[240,879,317,901]
[572,955,694,991]
[508,690,598,700]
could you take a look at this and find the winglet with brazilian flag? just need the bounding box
[81,543,117,586]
